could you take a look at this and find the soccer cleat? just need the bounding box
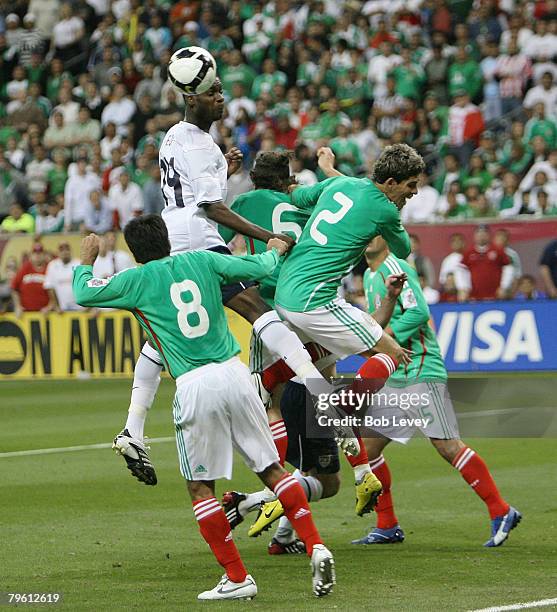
[268,537,306,555]
[251,372,271,409]
[248,500,284,537]
[355,472,383,516]
[222,491,247,529]
[314,395,360,457]
[351,525,405,545]
[197,574,257,600]
[484,506,522,547]
[311,544,336,597]
[112,429,157,485]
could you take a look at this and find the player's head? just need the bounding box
[250,151,295,192]
[124,215,171,264]
[184,77,224,127]
[371,144,425,209]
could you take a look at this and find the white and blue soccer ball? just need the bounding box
[168,46,217,95]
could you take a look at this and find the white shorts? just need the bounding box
[367,381,460,443]
[172,357,279,480]
[276,297,383,360]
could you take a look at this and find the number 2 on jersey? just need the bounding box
[170,280,209,338]
[160,157,185,208]
[310,191,353,245]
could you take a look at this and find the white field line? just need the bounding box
[469,598,557,611]
[0,436,174,458]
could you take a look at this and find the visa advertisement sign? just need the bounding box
[337,301,557,373]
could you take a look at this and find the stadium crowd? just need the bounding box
[1,0,557,313]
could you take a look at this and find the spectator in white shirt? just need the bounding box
[367,41,402,100]
[84,189,113,233]
[418,272,440,305]
[50,86,80,126]
[439,233,470,288]
[28,0,61,40]
[523,72,557,120]
[50,3,85,64]
[25,145,54,193]
[523,20,557,61]
[43,242,82,312]
[63,156,101,231]
[101,84,136,136]
[401,174,440,223]
[291,157,317,186]
[108,170,143,229]
[92,230,134,278]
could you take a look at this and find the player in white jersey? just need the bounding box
[113,78,352,484]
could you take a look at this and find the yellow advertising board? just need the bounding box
[0,309,253,380]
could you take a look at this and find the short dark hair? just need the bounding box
[124,215,171,264]
[250,151,295,192]
[371,144,425,183]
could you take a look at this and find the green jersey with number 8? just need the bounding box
[72,249,280,379]
[275,176,411,312]
[220,189,312,306]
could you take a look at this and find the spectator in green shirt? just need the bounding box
[317,98,350,138]
[524,102,557,149]
[220,49,256,98]
[448,46,482,101]
[251,59,287,100]
[0,202,35,234]
[47,148,69,197]
[391,47,426,102]
[461,153,494,192]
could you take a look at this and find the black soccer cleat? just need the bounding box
[112,429,157,485]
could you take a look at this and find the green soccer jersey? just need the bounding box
[364,254,447,383]
[220,189,312,307]
[275,177,411,312]
[73,249,279,379]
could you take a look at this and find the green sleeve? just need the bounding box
[204,249,280,284]
[376,204,411,259]
[390,267,430,343]
[291,177,339,210]
[72,265,140,309]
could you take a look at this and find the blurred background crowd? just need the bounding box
[1,0,557,315]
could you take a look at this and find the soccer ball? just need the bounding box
[168,46,217,96]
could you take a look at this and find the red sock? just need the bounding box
[452,447,510,519]
[273,473,323,555]
[261,343,331,392]
[269,419,288,466]
[345,436,369,467]
[369,454,398,530]
[342,354,398,415]
[193,497,247,583]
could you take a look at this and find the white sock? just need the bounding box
[125,343,163,440]
[274,516,295,543]
[252,311,332,396]
[353,463,372,484]
[292,468,323,502]
[238,487,276,517]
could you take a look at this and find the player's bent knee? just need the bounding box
[318,473,341,499]
[187,479,216,501]
[430,438,465,463]
[227,287,271,323]
[257,461,286,489]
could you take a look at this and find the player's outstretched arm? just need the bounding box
[203,246,283,286]
[204,201,292,246]
[377,205,412,259]
[72,234,139,309]
[290,176,338,210]
[387,272,431,344]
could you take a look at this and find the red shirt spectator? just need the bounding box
[461,226,511,300]
[11,244,49,314]
[273,115,298,150]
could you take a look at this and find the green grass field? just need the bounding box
[2,379,557,611]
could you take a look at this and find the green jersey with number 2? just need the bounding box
[73,249,279,379]
[220,189,312,306]
[275,176,411,312]
[364,254,447,383]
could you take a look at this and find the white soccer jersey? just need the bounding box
[160,121,228,253]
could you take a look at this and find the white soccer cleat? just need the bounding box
[197,574,257,600]
[310,544,336,597]
[336,435,360,457]
[112,429,157,485]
